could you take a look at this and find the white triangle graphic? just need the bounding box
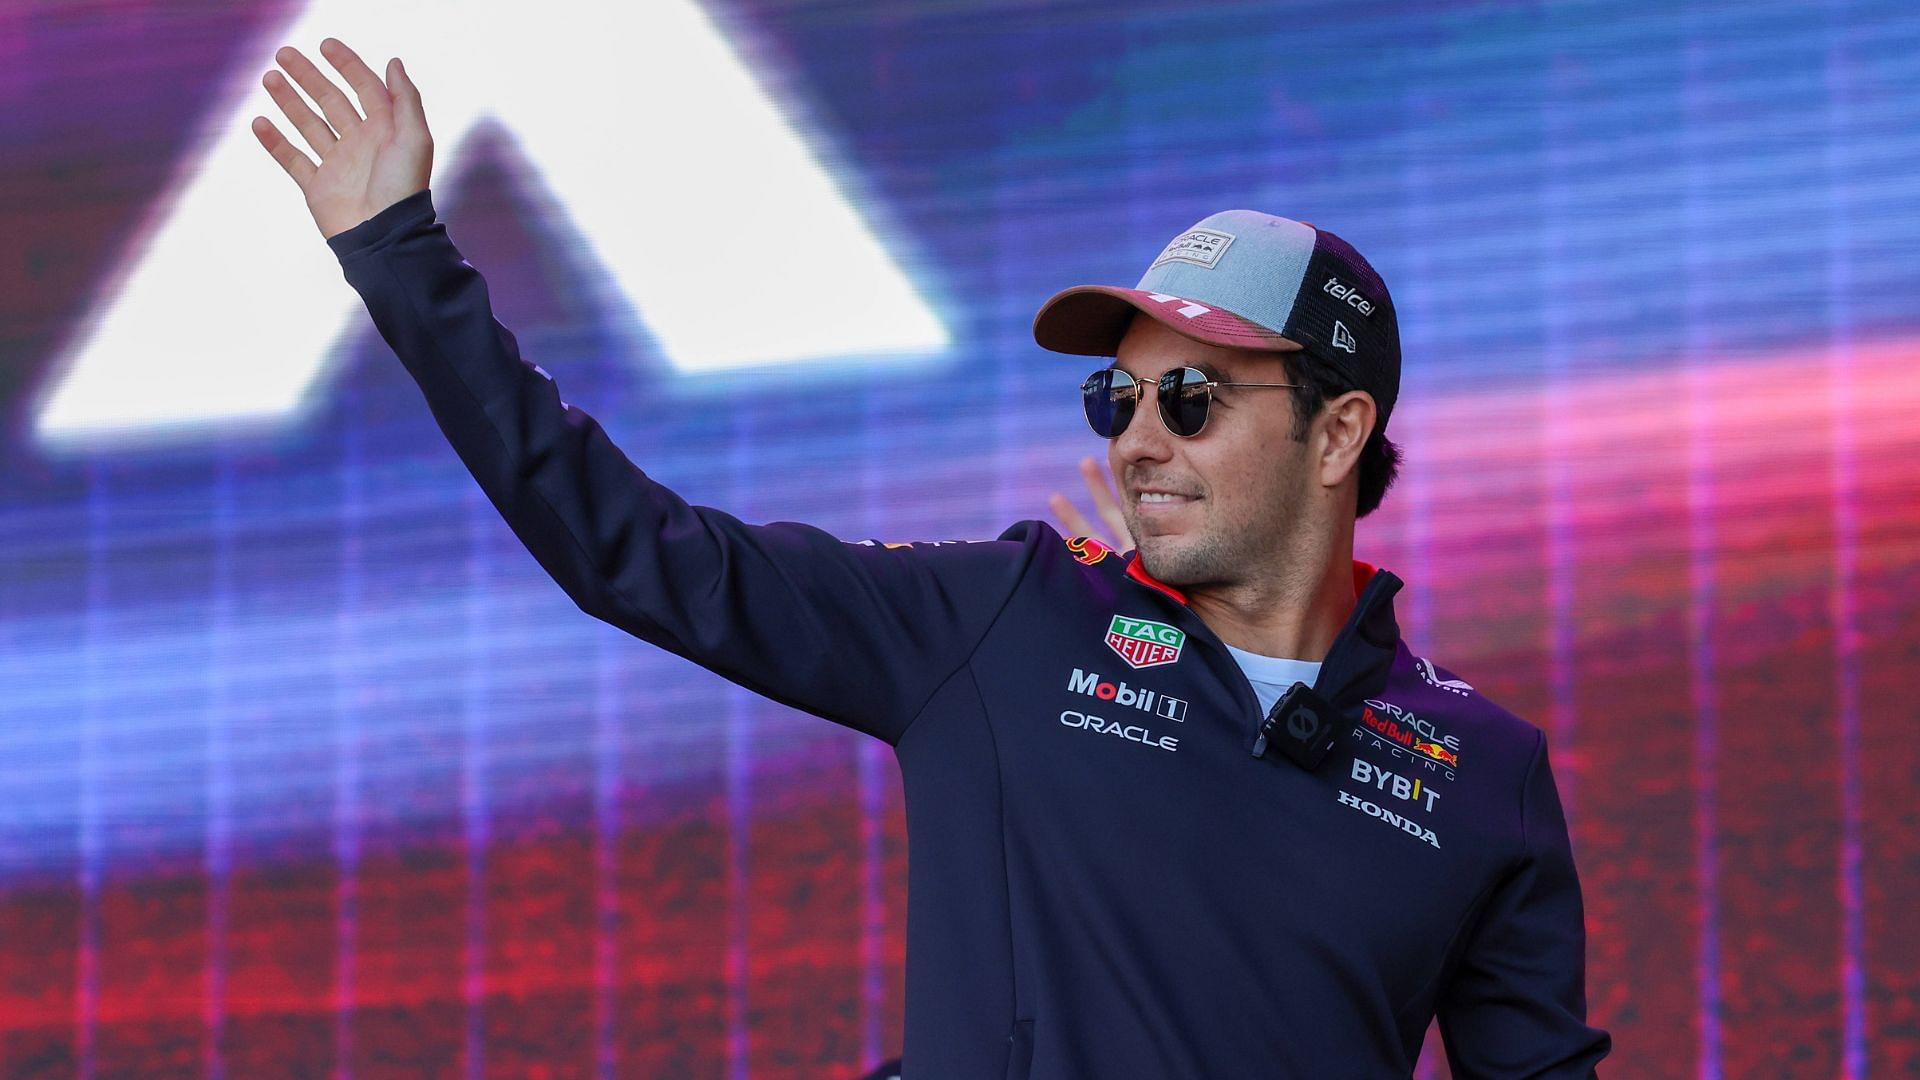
[35,0,950,449]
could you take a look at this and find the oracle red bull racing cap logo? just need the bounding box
[1105,615,1185,669]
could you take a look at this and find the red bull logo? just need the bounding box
[1066,535,1114,566]
[1359,703,1463,770]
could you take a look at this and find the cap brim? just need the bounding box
[1031,285,1303,356]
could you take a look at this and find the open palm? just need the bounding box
[250,37,434,240]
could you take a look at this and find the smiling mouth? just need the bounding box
[1137,492,1200,507]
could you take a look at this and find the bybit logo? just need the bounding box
[1350,758,1440,813]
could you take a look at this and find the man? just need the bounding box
[255,38,1611,1078]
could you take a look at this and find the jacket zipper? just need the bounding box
[1127,569,1398,758]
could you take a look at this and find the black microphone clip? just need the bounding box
[1251,681,1340,773]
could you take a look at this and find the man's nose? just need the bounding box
[1114,385,1175,466]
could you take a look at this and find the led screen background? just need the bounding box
[3,0,1918,1076]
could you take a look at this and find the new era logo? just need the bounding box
[1332,320,1358,353]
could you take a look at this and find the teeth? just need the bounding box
[1139,493,1192,503]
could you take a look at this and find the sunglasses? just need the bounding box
[1081,365,1307,439]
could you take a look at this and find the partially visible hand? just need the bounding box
[251,38,434,241]
[1047,456,1133,554]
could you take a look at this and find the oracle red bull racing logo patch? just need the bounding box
[1105,615,1185,669]
[1356,699,1462,777]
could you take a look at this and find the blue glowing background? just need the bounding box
[2,1,1917,1076]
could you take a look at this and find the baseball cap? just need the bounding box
[1031,210,1401,435]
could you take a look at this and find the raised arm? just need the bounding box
[255,41,1032,744]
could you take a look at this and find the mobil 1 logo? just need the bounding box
[1067,668,1188,722]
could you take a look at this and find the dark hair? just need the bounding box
[1275,349,1402,518]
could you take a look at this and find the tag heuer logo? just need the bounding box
[1105,615,1186,669]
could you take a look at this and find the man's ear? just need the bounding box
[1317,391,1376,489]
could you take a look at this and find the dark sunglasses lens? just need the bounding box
[1082,368,1135,438]
[1158,367,1211,437]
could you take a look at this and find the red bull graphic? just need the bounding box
[1066,535,1114,566]
[1414,739,1459,768]
[1358,700,1463,772]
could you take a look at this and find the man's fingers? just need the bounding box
[385,56,431,140]
[1077,458,1132,549]
[262,65,337,157]
[274,45,363,143]
[1048,493,1099,539]
[250,116,317,188]
[1080,457,1125,518]
[318,37,392,125]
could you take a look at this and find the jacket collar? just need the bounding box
[1122,552,1405,711]
[1125,555,1383,606]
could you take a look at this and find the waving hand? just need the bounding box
[251,38,434,240]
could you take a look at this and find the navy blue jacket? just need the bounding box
[328,189,1611,1079]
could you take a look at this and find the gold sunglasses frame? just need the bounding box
[1084,365,1307,439]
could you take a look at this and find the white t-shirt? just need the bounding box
[1223,643,1324,718]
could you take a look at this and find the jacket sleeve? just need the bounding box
[1436,728,1613,1078]
[325,189,1030,746]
